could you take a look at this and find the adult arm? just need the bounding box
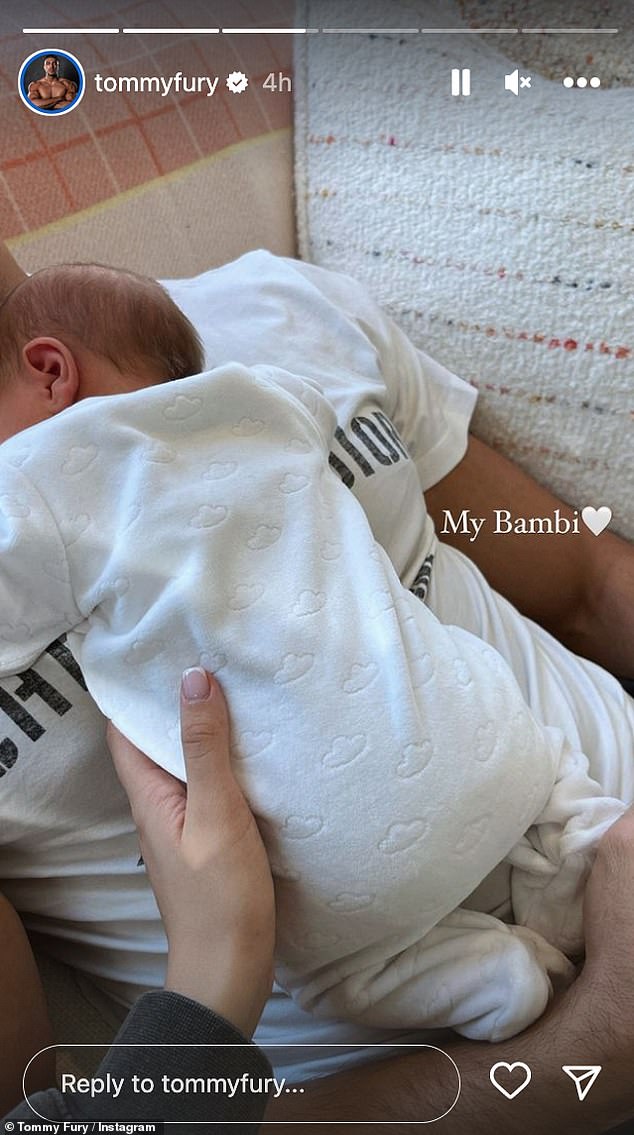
[109,667,275,1038]
[6,991,271,1128]
[425,434,634,677]
[4,670,275,1128]
[264,808,634,1134]
[28,95,61,108]
[284,259,634,677]
[0,894,54,1115]
[58,80,77,103]
[26,83,57,108]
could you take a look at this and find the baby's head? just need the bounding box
[0,262,204,443]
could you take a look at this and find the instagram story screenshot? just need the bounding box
[0,1,633,1132]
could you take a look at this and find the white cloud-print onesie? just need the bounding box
[0,363,625,1041]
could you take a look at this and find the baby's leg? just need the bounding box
[285,908,574,1043]
[428,541,634,806]
[508,744,627,954]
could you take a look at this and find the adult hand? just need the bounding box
[107,667,275,1038]
[579,805,634,1030]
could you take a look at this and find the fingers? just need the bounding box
[108,669,247,843]
[107,721,183,824]
[107,721,156,797]
[180,668,245,836]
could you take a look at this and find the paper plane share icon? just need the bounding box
[562,1066,602,1101]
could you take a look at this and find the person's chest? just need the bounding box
[169,267,432,581]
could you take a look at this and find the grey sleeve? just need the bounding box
[4,990,272,1132]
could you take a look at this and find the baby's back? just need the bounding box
[0,362,562,1031]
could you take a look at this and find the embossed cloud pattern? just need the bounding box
[0,362,618,1041]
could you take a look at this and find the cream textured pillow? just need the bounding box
[295,1,634,537]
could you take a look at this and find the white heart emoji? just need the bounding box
[581,505,612,537]
[489,1061,532,1099]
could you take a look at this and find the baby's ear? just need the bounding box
[22,337,79,410]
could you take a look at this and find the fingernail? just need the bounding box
[181,667,211,701]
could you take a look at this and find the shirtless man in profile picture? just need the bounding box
[27,56,77,109]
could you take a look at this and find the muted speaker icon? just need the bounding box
[504,69,532,95]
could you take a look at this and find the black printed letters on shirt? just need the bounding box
[0,636,86,778]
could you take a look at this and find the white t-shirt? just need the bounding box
[168,251,634,826]
[0,252,631,1079]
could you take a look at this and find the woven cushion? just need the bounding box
[295,0,634,537]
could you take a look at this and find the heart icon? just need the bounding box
[489,1061,532,1099]
[581,505,612,537]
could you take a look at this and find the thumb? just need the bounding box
[179,668,243,836]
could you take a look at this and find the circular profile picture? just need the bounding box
[18,49,85,116]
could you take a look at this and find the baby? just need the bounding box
[0,264,628,1043]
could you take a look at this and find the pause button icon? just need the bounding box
[451,68,471,96]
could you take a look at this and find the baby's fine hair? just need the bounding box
[0,262,204,385]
